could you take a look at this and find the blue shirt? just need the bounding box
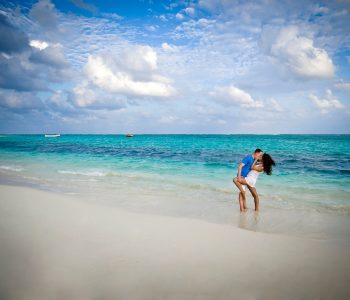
[241,155,254,177]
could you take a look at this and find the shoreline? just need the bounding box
[0,184,349,299]
[2,172,350,241]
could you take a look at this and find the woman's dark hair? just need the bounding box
[262,153,275,175]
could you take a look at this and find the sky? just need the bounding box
[0,0,349,134]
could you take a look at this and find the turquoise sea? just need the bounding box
[1,134,350,239]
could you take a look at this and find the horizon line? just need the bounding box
[1,133,349,135]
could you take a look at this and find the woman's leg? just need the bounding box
[233,177,248,211]
[233,177,248,193]
[247,186,259,211]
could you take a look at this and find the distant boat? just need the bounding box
[45,134,60,138]
[125,134,134,138]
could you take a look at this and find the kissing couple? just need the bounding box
[233,149,275,212]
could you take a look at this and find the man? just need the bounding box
[233,149,263,211]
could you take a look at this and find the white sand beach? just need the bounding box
[0,184,349,299]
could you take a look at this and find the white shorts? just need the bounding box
[245,176,256,188]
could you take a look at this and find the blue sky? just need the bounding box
[0,0,349,133]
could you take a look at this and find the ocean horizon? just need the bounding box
[2,133,349,135]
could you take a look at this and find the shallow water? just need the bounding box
[1,134,349,240]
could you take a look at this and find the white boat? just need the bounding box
[125,134,134,138]
[45,134,60,138]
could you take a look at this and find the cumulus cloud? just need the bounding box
[29,0,58,29]
[48,90,75,112]
[210,85,264,108]
[176,13,184,20]
[71,82,126,110]
[0,56,47,91]
[29,43,67,68]
[185,7,195,17]
[30,40,49,51]
[72,82,96,107]
[0,4,71,93]
[261,25,335,79]
[84,45,175,97]
[0,40,70,91]
[161,42,178,52]
[309,89,344,113]
[0,90,43,110]
[0,13,29,54]
[0,14,42,90]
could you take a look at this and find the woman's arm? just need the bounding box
[251,164,263,172]
[250,158,258,169]
[251,158,263,172]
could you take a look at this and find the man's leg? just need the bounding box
[247,186,259,211]
[238,191,247,212]
[238,191,244,212]
[241,191,247,210]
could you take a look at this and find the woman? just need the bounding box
[233,153,275,211]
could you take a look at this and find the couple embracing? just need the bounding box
[233,149,275,212]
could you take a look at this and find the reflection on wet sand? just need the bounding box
[238,210,260,232]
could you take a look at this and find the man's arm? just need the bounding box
[237,155,250,178]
